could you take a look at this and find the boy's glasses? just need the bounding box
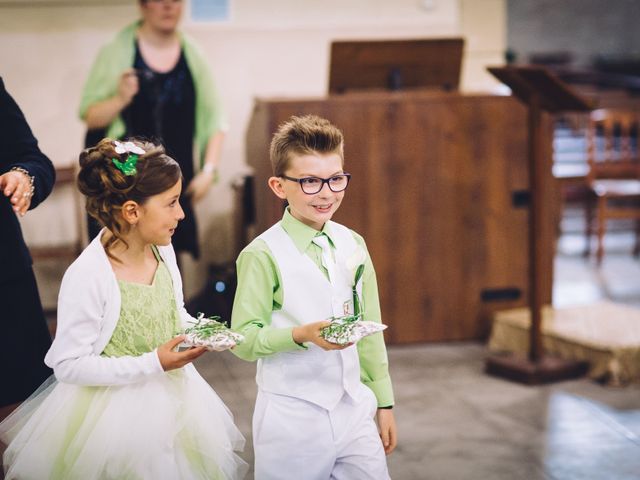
[280,173,351,195]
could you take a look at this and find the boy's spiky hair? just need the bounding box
[269,115,344,176]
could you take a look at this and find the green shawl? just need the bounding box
[79,21,226,165]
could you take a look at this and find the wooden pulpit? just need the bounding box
[328,38,464,93]
[485,65,592,384]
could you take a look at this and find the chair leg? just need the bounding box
[584,191,593,257]
[596,196,606,265]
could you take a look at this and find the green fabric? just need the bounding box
[231,208,395,407]
[102,248,180,357]
[78,21,226,166]
[51,387,110,480]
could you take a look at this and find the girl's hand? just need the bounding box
[157,336,207,371]
[0,169,33,216]
[376,408,398,455]
[292,321,352,351]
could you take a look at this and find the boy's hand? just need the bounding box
[292,321,352,350]
[157,336,207,371]
[376,408,397,455]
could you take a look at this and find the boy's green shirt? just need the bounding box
[231,208,394,407]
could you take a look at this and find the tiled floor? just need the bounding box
[194,221,640,480]
[197,345,640,480]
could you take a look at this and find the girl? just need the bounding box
[0,139,247,479]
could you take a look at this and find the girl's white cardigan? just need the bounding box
[44,231,194,386]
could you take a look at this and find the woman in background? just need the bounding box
[79,0,226,259]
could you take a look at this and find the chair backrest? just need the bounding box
[29,164,85,261]
[586,108,640,183]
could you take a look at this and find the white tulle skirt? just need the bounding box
[0,365,248,480]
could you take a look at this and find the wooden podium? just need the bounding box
[246,90,557,344]
[485,66,592,384]
[328,38,464,93]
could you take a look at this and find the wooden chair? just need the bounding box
[584,109,640,263]
[29,164,85,262]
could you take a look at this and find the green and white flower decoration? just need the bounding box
[181,313,244,351]
[112,140,145,176]
[320,245,388,345]
[114,140,145,156]
[346,245,367,316]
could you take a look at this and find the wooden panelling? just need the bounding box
[246,91,554,344]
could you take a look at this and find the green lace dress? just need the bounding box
[1,247,247,480]
[102,246,180,359]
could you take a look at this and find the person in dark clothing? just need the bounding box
[80,0,227,259]
[0,77,55,421]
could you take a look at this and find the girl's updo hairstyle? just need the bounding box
[77,138,182,253]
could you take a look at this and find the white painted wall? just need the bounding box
[0,0,505,303]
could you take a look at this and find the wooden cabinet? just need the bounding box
[246,91,555,344]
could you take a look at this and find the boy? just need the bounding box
[231,115,396,479]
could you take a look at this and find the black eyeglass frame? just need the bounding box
[280,173,352,194]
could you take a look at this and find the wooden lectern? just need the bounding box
[485,66,592,384]
[328,38,464,94]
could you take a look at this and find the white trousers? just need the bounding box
[253,388,390,480]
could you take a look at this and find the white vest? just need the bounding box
[257,221,364,410]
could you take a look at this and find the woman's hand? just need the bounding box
[117,68,139,107]
[376,408,398,455]
[189,131,224,203]
[0,169,33,216]
[84,69,139,129]
[292,321,352,351]
[186,169,215,203]
[157,336,207,371]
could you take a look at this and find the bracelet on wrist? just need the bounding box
[10,166,35,197]
[201,163,219,183]
[202,163,217,175]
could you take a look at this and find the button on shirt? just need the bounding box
[231,208,394,408]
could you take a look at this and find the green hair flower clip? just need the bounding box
[112,140,145,176]
[112,154,138,176]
